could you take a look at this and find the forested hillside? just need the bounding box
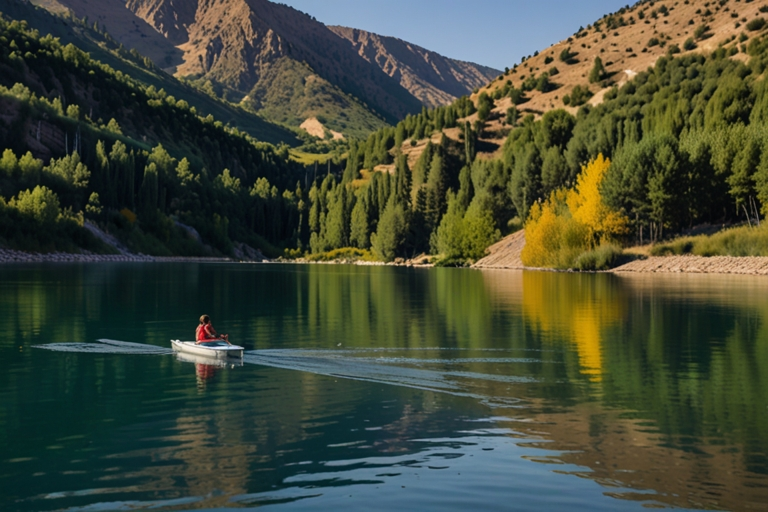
[295,24,768,266]
[0,13,309,256]
[3,0,298,145]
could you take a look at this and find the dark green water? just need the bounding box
[1,263,767,511]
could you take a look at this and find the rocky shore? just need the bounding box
[472,231,768,276]
[0,247,233,264]
[611,255,768,275]
[6,232,768,276]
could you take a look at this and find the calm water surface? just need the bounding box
[0,263,766,511]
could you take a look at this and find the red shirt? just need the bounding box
[196,324,216,341]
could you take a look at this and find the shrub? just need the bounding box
[573,243,623,270]
[650,225,768,257]
[305,247,376,262]
[694,24,711,39]
[506,106,518,125]
[683,37,697,50]
[559,47,577,63]
[568,84,592,107]
[746,17,766,31]
[9,186,60,225]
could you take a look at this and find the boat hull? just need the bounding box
[171,340,244,360]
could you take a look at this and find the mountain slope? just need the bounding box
[31,0,183,71]
[134,0,423,125]
[473,0,768,135]
[14,0,298,145]
[329,26,500,109]
[30,0,499,138]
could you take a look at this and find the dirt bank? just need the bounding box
[472,231,525,269]
[611,255,768,275]
[472,231,768,276]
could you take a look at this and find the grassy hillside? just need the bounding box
[244,57,389,139]
[471,0,768,144]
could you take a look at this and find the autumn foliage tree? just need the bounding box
[522,155,627,269]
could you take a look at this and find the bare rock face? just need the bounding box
[32,0,500,133]
[329,26,500,108]
[126,0,421,123]
[124,0,197,46]
[30,0,183,69]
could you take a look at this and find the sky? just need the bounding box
[275,0,633,70]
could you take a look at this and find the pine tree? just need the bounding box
[349,194,370,248]
[589,57,606,83]
[139,162,159,218]
[371,195,407,262]
[425,150,447,234]
[435,191,465,260]
[477,92,495,123]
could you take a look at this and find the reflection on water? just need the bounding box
[1,263,767,511]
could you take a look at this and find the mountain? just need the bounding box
[329,26,500,109]
[470,0,768,139]
[4,0,298,146]
[29,0,500,139]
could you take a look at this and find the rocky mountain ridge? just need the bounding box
[328,26,499,109]
[30,0,500,137]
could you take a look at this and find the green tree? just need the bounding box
[435,191,465,260]
[349,194,370,249]
[589,56,606,83]
[477,92,495,123]
[461,198,500,261]
[371,196,407,261]
[10,186,60,224]
[139,162,159,217]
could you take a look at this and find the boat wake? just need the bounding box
[33,339,173,355]
[33,342,541,406]
[244,349,531,407]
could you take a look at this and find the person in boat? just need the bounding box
[196,315,230,345]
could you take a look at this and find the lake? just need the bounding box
[0,263,766,511]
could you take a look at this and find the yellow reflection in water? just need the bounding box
[521,272,625,382]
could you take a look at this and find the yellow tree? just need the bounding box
[522,154,627,269]
[566,154,628,248]
[521,189,589,268]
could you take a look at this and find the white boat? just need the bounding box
[174,350,244,368]
[171,340,244,361]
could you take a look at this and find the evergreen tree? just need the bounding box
[589,56,606,83]
[139,162,159,218]
[371,196,407,262]
[349,194,370,248]
[425,149,447,234]
[324,184,348,249]
[477,92,495,123]
[435,191,465,260]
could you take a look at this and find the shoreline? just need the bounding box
[5,246,768,277]
[610,255,768,275]
[0,247,235,264]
